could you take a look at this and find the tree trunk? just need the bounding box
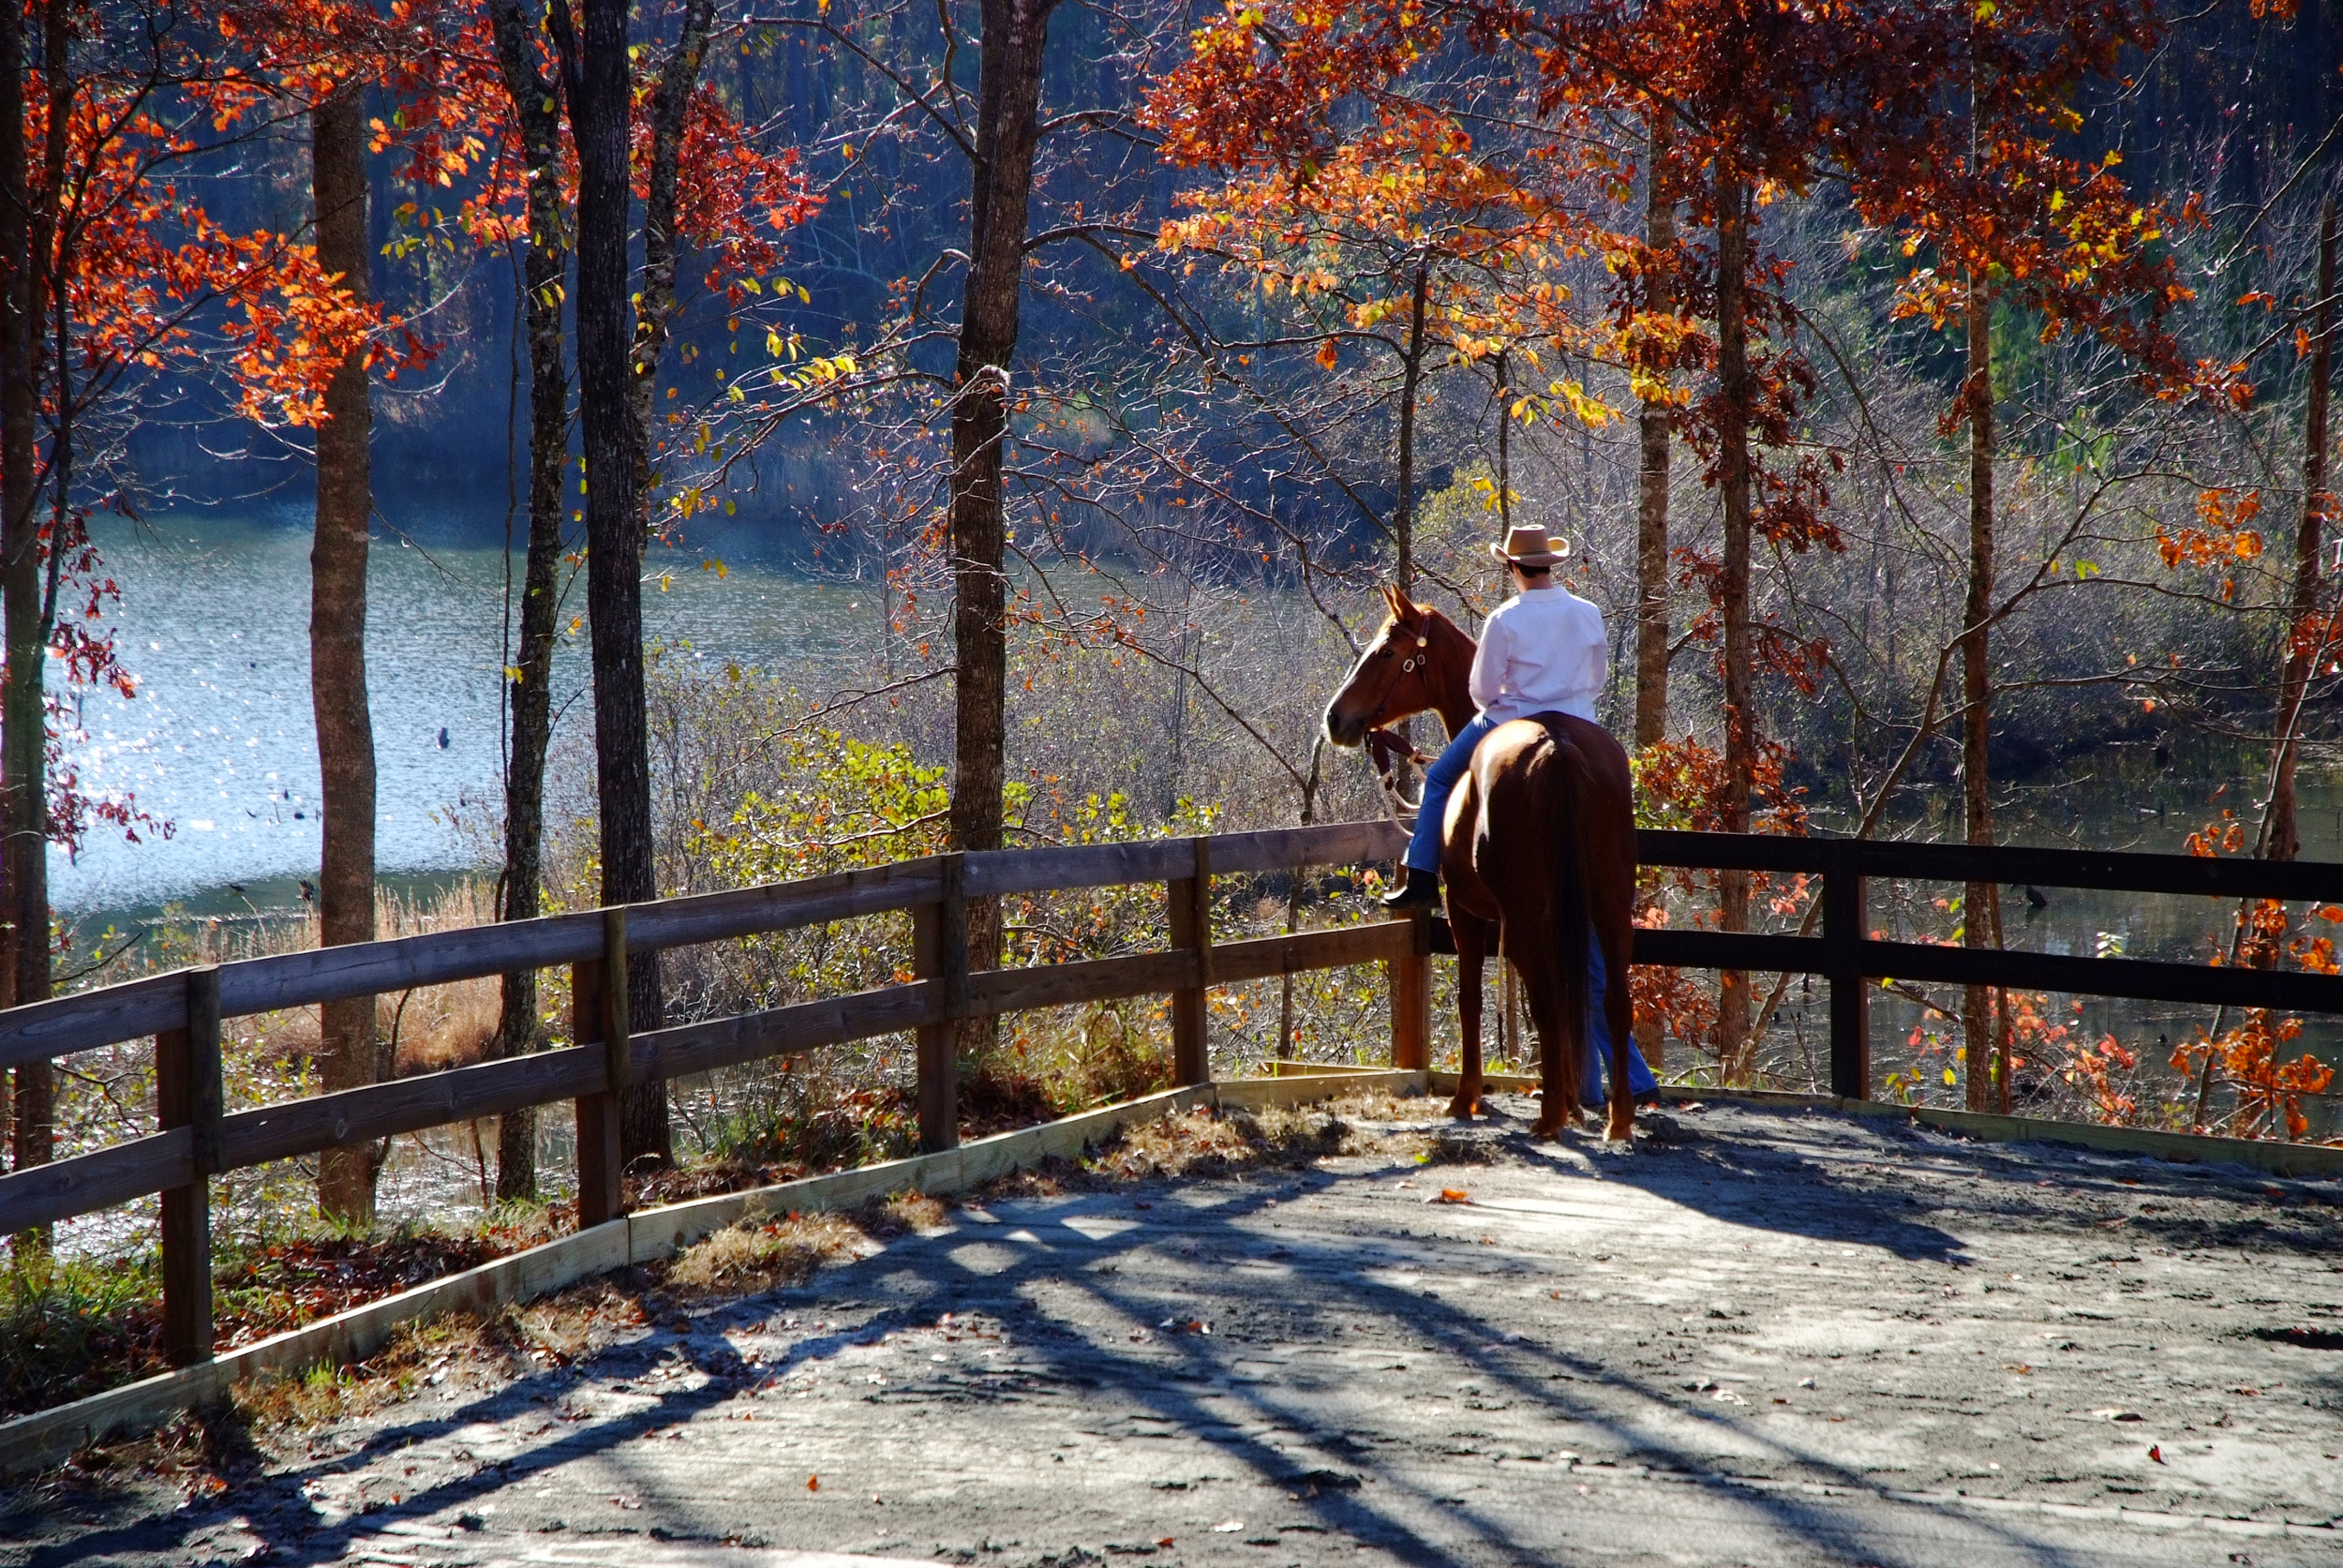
[311,84,381,1225]
[1395,259,1429,598]
[1631,114,1676,1073]
[486,0,575,1202]
[2266,195,2336,870]
[558,0,670,1167]
[946,0,1059,1074]
[0,0,38,1189]
[1961,276,1996,1113]
[1634,112,1676,754]
[1713,167,1753,1081]
[627,0,716,500]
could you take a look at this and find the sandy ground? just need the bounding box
[7,1094,2343,1568]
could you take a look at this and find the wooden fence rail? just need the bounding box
[1,818,2339,1375]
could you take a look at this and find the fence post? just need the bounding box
[1168,838,1214,1086]
[1386,915,1432,1071]
[157,965,222,1366]
[1824,842,1870,1100]
[915,854,966,1153]
[573,908,628,1228]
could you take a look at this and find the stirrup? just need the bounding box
[1380,870,1442,910]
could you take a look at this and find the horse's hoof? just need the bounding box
[1604,1113,1634,1143]
[1529,1114,1569,1141]
[1445,1094,1480,1120]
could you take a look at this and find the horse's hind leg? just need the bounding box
[1524,954,1580,1140]
[1447,911,1494,1119]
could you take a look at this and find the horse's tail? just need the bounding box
[1544,727,1593,1105]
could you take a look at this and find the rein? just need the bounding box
[1366,719,1436,819]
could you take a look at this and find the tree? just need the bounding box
[3,0,376,1191]
[1146,6,1612,601]
[1631,111,1679,755]
[2263,196,2335,871]
[1628,111,1682,1071]
[545,0,670,1168]
[0,0,37,1182]
[484,0,571,1201]
[310,77,380,1223]
[1851,0,2199,1106]
[945,0,1065,1073]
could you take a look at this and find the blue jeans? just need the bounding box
[1579,933,1660,1109]
[1404,713,1497,873]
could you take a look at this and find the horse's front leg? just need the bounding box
[1447,912,1493,1118]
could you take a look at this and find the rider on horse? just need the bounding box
[1368,520,1659,1115]
[1381,523,1605,912]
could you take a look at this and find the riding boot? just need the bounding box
[1380,865,1442,910]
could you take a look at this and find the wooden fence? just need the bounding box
[0,818,2338,1379]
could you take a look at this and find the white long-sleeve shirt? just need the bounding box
[1469,585,1607,724]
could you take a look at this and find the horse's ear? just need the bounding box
[1380,583,1405,620]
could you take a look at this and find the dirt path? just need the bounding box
[7,1096,2342,1567]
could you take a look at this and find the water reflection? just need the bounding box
[54,515,873,911]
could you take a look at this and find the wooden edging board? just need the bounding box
[0,1069,1418,1481]
[1422,1072,2343,1179]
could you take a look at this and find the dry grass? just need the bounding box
[661,1211,872,1302]
[173,880,505,1078]
[976,1091,1436,1198]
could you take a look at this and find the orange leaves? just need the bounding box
[2156,489,2264,571]
[1143,0,1442,176]
[2171,1009,2333,1141]
[1144,0,1612,387]
[2183,811,2246,859]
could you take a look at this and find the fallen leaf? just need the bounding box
[807,1475,820,1492]
[1157,1540,1175,1549]
[1431,1189,1473,1205]
[2148,1444,2165,1464]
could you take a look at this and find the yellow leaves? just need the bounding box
[2048,188,2066,214]
[1550,377,1617,428]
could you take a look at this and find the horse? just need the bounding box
[1323,585,1638,1142]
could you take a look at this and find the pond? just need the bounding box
[52,513,877,918]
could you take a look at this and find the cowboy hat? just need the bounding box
[1489,523,1569,567]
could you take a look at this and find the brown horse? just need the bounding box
[1324,585,1638,1142]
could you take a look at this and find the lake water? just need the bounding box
[53,515,874,915]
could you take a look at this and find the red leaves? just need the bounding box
[634,85,821,305]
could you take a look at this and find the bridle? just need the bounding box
[1361,628,1437,814]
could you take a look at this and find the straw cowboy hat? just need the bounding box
[1489,523,1569,567]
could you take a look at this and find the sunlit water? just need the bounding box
[52,515,877,914]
